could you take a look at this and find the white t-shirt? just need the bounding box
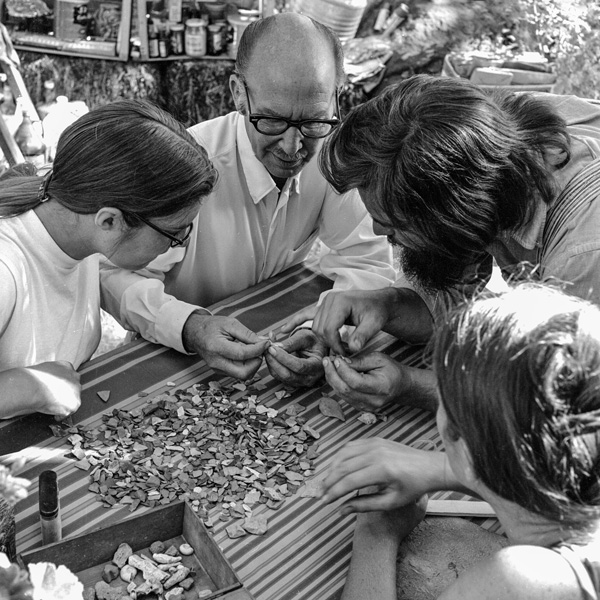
[0,210,101,371]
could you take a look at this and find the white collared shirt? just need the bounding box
[101,111,395,352]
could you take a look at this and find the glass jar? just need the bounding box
[185,18,207,57]
[207,23,223,55]
[170,23,185,55]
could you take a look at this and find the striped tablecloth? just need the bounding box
[4,264,498,600]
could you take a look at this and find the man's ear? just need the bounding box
[229,73,246,115]
[94,207,124,231]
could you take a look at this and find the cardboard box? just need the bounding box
[470,67,514,86]
[442,53,557,93]
[20,501,254,600]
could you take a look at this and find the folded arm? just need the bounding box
[0,363,81,419]
[99,252,200,353]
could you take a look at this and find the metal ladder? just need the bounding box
[0,22,41,166]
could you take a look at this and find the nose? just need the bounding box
[278,126,304,157]
[373,221,393,237]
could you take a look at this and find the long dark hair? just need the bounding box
[434,284,600,531]
[0,100,218,225]
[320,75,569,268]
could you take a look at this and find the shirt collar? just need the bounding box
[500,194,548,250]
[498,137,596,251]
[236,113,302,203]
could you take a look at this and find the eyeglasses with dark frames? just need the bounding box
[239,77,341,139]
[127,212,195,248]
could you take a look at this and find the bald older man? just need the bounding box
[100,13,395,384]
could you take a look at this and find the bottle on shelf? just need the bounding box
[185,18,207,57]
[36,80,57,121]
[373,2,390,32]
[170,23,185,55]
[158,28,170,57]
[42,95,88,162]
[130,38,142,59]
[0,74,15,117]
[226,9,258,58]
[148,23,160,58]
[14,105,46,169]
[381,3,409,37]
[207,23,224,55]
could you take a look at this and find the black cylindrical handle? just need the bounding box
[39,470,59,519]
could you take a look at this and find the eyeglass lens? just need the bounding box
[242,79,339,139]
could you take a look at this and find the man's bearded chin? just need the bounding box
[397,245,469,294]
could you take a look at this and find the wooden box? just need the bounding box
[19,501,254,599]
[442,53,557,93]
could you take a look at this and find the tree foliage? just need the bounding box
[472,0,600,98]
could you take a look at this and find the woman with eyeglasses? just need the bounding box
[0,100,217,420]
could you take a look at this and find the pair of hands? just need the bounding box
[319,438,452,516]
[182,311,327,387]
[282,288,435,413]
[182,285,436,408]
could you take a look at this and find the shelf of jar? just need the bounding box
[13,44,125,61]
[131,54,234,61]
[3,0,133,61]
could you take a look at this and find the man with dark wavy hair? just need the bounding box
[286,74,600,412]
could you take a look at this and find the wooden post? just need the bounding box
[136,0,150,60]
[117,0,134,61]
[0,111,24,166]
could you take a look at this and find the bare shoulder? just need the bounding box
[437,544,586,600]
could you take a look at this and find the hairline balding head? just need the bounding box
[235,13,345,88]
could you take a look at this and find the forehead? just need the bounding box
[244,44,337,112]
[247,76,335,112]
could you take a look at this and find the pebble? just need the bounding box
[242,514,268,536]
[225,523,247,539]
[153,553,181,564]
[112,543,133,569]
[179,543,194,555]
[65,381,318,522]
[83,588,95,600]
[180,577,194,590]
[102,564,119,583]
[95,581,125,600]
[149,540,165,554]
[164,567,190,589]
[119,565,137,583]
[165,587,184,600]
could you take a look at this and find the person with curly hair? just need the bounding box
[286,75,600,413]
[323,283,600,600]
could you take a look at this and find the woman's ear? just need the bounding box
[229,74,247,115]
[94,207,124,232]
